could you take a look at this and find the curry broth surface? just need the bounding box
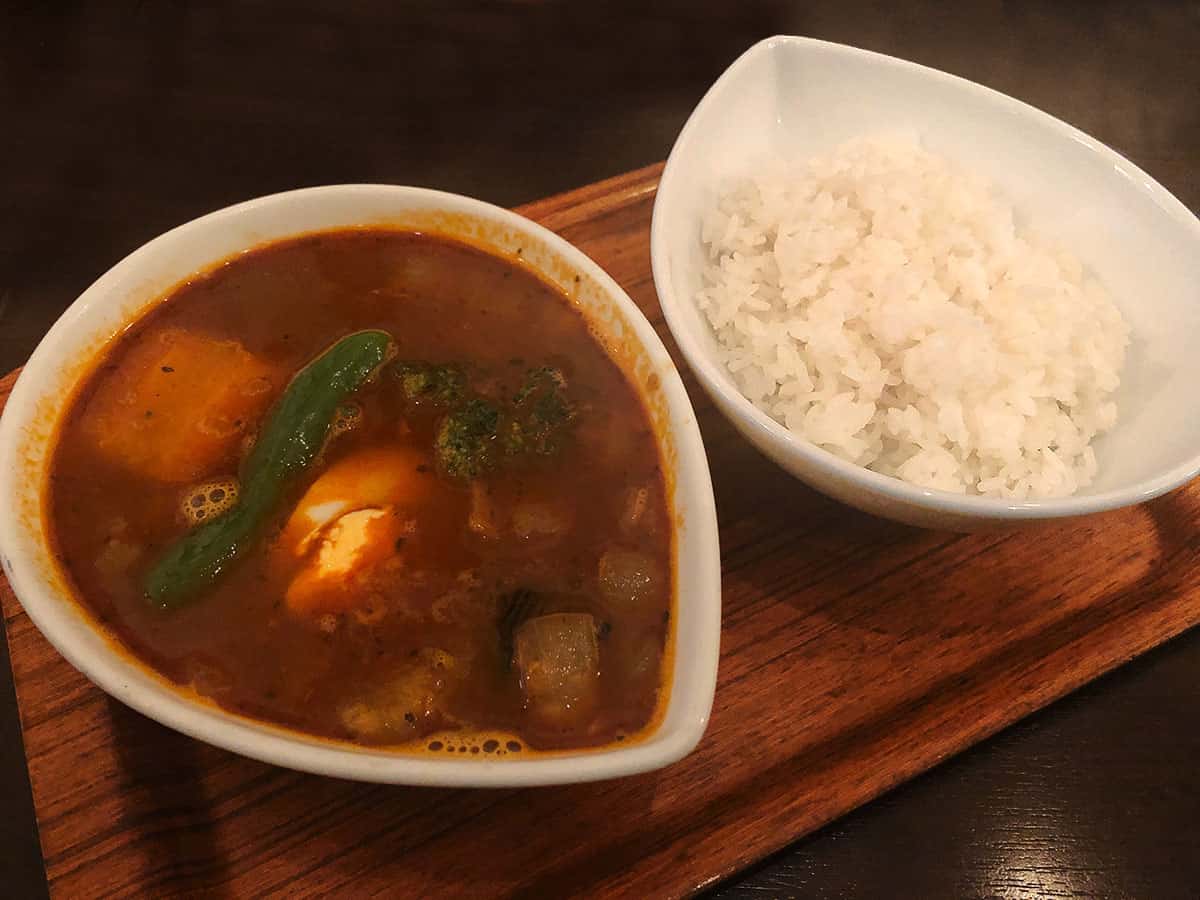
[47,229,672,752]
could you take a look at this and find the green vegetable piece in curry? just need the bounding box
[435,397,500,479]
[393,361,466,407]
[504,366,575,456]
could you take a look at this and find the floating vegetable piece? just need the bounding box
[511,500,571,540]
[513,613,600,724]
[143,330,394,608]
[339,648,462,741]
[598,547,662,614]
[435,397,500,479]
[504,366,574,456]
[393,362,466,406]
[79,328,277,482]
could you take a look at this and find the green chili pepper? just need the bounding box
[144,330,394,609]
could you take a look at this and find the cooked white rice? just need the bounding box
[697,135,1130,499]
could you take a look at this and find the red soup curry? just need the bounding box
[46,229,672,754]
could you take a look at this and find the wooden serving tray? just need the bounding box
[4,164,1200,898]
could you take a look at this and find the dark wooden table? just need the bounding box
[3,2,1197,897]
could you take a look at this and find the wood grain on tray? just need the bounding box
[3,164,1199,898]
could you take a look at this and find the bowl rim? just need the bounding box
[651,34,1200,521]
[0,183,721,786]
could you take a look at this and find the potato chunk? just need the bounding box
[339,649,460,742]
[79,327,277,482]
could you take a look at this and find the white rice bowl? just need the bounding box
[698,135,1130,499]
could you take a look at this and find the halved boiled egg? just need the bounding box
[280,445,438,615]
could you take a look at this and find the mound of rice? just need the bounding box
[698,135,1130,498]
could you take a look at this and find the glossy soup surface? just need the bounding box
[47,229,672,753]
